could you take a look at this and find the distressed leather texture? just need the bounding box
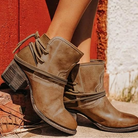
[14,33,84,132]
[64,60,138,131]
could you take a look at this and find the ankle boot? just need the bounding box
[2,33,83,134]
[64,60,138,132]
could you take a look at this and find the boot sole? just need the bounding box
[1,59,76,135]
[69,109,138,133]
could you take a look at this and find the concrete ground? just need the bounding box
[3,100,138,138]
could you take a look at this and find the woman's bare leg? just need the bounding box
[46,0,92,41]
[72,0,99,63]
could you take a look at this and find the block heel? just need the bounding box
[1,60,28,91]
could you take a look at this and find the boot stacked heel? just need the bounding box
[1,60,28,91]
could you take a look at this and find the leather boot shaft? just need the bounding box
[37,37,84,79]
[67,60,105,93]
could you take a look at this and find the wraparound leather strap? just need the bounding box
[64,91,106,103]
[14,55,68,85]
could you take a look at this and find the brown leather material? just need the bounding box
[36,37,83,79]
[25,37,83,132]
[14,34,83,134]
[67,61,105,93]
[0,88,41,135]
[26,72,77,130]
[17,34,50,67]
[64,60,138,132]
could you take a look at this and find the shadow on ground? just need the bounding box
[23,114,98,137]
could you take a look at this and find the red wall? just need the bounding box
[0,0,18,84]
[0,0,51,83]
[0,0,97,84]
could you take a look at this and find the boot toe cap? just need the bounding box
[56,109,77,130]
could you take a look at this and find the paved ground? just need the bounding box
[2,100,138,138]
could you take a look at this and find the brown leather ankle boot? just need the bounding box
[64,60,138,132]
[2,33,83,134]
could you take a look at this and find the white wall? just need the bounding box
[107,0,138,102]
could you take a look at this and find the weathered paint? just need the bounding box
[19,0,51,46]
[91,0,108,62]
[97,0,108,62]
[0,0,18,83]
[107,0,138,102]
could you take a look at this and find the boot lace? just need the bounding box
[13,31,49,65]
